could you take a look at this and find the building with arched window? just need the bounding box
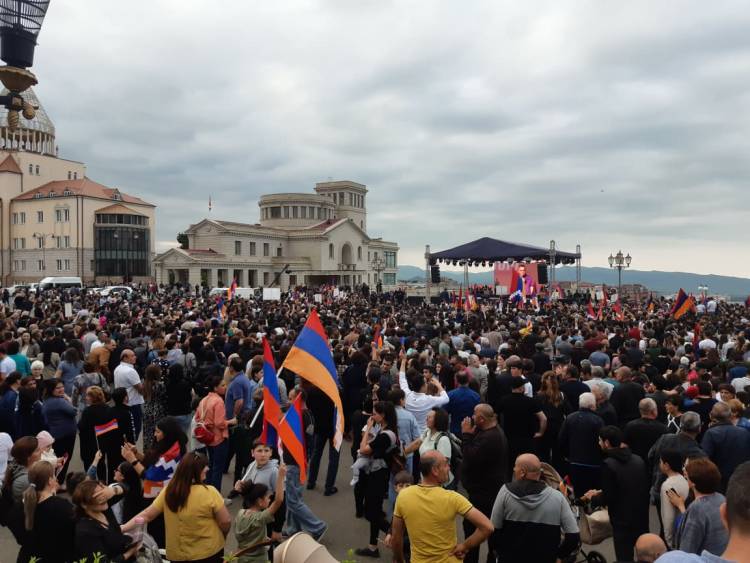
[0,88,155,284]
[154,180,398,290]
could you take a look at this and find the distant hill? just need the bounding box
[398,265,750,300]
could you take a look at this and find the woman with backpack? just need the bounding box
[417,407,456,488]
[71,360,111,416]
[355,400,400,559]
[194,375,237,492]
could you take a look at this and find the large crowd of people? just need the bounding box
[0,282,749,562]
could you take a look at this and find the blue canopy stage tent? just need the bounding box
[428,237,581,267]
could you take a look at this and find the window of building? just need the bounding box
[283,206,289,218]
[12,213,17,225]
[234,240,242,255]
[292,206,298,218]
[383,273,396,285]
[55,208,70,222]
[67,171,71,180]
[301,206,306,219]
[368,251,371,261]
[34,192,42,199]
[358,246,362,260]
[289,274,297,286]
[374,252,378,259]
[28,164,33,174]
[269,207,281,219]
[263,272,270,286]
[73,172,77,179]
[63,236,70,248]
[64,259,71,271]
[37,259,45,271]
[385,251,397,268]
[317,207,322,219]
[56,259,62,271]
[35,165,39,175]
[339,192,344,204]
[263,243,269,257]
[308,206,314,218]
[249,241,256,256]
[329,243,334,259]
[36,236,43,249]
[276,246,282,257]
[63,189,72,196]
[37,210,43,223]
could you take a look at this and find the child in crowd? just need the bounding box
[350,422,379,486]
[385,471,414,561]
[234,463,287,563]
[235,440,285,543]
[36,430,65,470]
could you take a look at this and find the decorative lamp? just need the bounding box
[0,0,51,130]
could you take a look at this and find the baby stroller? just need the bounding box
[540,463,607,563]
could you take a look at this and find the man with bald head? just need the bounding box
[460,404,508,563]
[392,450,494,563]
[635,533,666,562]
[490,453,579,563]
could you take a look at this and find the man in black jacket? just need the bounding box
[558,392,603,497]
[461,404,508,563]
[610,366,645,427]
[583,426,649,562]
[623,398,667,475]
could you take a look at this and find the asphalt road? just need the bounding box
[0,438,632,562]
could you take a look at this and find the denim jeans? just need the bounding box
[207,439,229,493]
[307,434,340,491]
[129,404,143,441]
[284,464,327,537]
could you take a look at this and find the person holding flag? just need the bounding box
[78,385,123,482]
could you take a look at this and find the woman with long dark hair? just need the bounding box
[121,415,187,546]
[111,460,145,524]
[165,362,194,436]
[122,452,231,563]
[535,371,569,470]
[142,364,168,451]
[355,400,399,558]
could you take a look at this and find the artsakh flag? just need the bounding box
[260,338,281,447]
[278,393,308,483]
[281,309,345,450]
[94,418,119,437]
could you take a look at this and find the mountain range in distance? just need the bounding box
[397,265,750,301]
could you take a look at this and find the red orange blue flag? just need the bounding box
[261,338,281,447]
[278,393,308,483]
[228,278,238,300]
[281,309,344,450]
[94,418,119,437]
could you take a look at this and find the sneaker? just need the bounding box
[314,525,328,542]
[323,486,338,496]
[354,547,380,558]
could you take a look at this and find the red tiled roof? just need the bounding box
[95,203,146,216]
[0,154,22,174]
[12,177,153,205]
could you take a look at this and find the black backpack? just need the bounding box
[434,431,463,477]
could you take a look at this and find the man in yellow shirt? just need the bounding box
[391,451,493,562]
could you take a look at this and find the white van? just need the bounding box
[39,276,84,290]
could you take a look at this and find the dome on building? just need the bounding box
[0,87,56,155]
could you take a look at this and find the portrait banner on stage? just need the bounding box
[493,262,540,296]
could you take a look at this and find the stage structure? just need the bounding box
[425,236,582,302]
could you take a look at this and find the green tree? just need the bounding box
[177,232,189,249]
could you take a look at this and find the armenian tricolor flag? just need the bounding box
[281,309,344,450]
[646,293,655,313]
[587,301,596,319]
[216,295,226,322]
[94,418,119,437]
[260,338,281,447]
[278,393,308,483]
[373,326,384,350]
[672,289,696,320]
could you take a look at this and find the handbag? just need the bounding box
[193,399,214,445]
[579,507,612,545]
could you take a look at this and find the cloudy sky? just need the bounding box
[31,1,750,277]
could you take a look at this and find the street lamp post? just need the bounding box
[608,250,632,297]
[548,240,556,287]
[371,257,385,292]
